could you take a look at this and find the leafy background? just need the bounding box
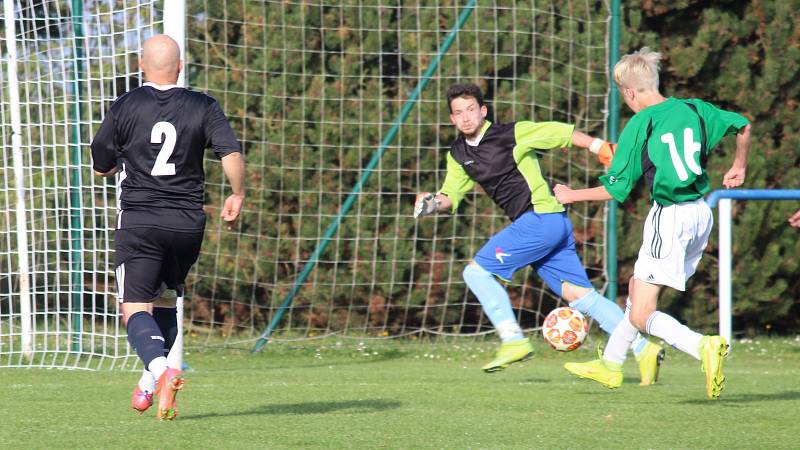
[185,0,800,339]
[186,0,610,340]
[2,1,797,351]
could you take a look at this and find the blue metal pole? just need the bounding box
[706,189,800,208]
[252,0,478,352]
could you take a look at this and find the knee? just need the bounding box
[121,310,142,327]
[562,282,592,302]
[121,303,151,327]
[630,315,647,332]
[629,306,655,331]
[462,261,485,282]
[121,310,134,327]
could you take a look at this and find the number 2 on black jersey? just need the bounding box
[150,121,177,176]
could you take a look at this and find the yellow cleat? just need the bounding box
[636,341,666,386]
[699,335,729,400]
[564,359,623,389]
[481,338,534,373]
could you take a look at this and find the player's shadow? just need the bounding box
[680,390,800,405]
[182,398,402,420]
[279,349,407,370]
[517,377,553,384]
[199,349,407,374]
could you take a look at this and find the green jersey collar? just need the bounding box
[640,97,676,113]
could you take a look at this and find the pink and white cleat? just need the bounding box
[156,368,185,420]
[131,385,154,415]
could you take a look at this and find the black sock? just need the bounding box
[126,311,166,370]
[152,307,178,356]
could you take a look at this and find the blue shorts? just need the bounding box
[473,211,592,297]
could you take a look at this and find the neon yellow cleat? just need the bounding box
[481,338,534,373]
[636,341,666,386]
[698,335,729,400]
[564,359,623,389]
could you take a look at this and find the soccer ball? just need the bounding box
[542,307,588,351]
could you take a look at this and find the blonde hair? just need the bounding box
[613,47,662,92]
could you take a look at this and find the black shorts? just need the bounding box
[114,227,204,303]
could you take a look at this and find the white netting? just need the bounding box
[1,1,609,369]
[0,0,159,368]
[187,1,609,345]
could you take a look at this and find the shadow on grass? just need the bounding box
[680,390,800,405]
[517,377,553,384]
[195,348,408,373]
[182,398,402,420]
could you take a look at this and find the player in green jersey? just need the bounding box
[414,83,665,381]
[553,47,751,399]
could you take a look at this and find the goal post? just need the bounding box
[2,0,33,360]
[706,189,800,346]
[163,0,186,88]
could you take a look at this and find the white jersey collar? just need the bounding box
[143,81,182,91]
[464,120,491,146]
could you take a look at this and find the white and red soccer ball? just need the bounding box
[542,307,588,351]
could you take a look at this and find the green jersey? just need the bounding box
[600,97,749,205]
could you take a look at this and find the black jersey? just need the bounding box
[91,83,240,231]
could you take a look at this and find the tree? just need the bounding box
[618,0,800,334]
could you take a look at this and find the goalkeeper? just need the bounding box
[554,47,751,399]
[414,83,664,384]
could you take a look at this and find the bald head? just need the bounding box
[140,34,182,84]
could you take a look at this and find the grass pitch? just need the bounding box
[2,336,798,449]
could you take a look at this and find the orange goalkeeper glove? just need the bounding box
[590,138,616,168]
[598,142,616,168]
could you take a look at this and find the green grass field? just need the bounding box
[2,336,799,449]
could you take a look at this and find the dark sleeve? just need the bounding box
[204,99,241,158]
[90,108,118,172]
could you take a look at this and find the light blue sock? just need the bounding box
[633,337,648,356]
[462,264,524,343]
[570,289,624,335]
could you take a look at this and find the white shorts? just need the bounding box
[633,198,713,291]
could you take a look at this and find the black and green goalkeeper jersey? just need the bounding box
[600,97,749,206]
[439,120,574,220]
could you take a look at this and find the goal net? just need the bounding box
[187,1,609,345]
[0,0,609,368]
[0,0,159,368]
